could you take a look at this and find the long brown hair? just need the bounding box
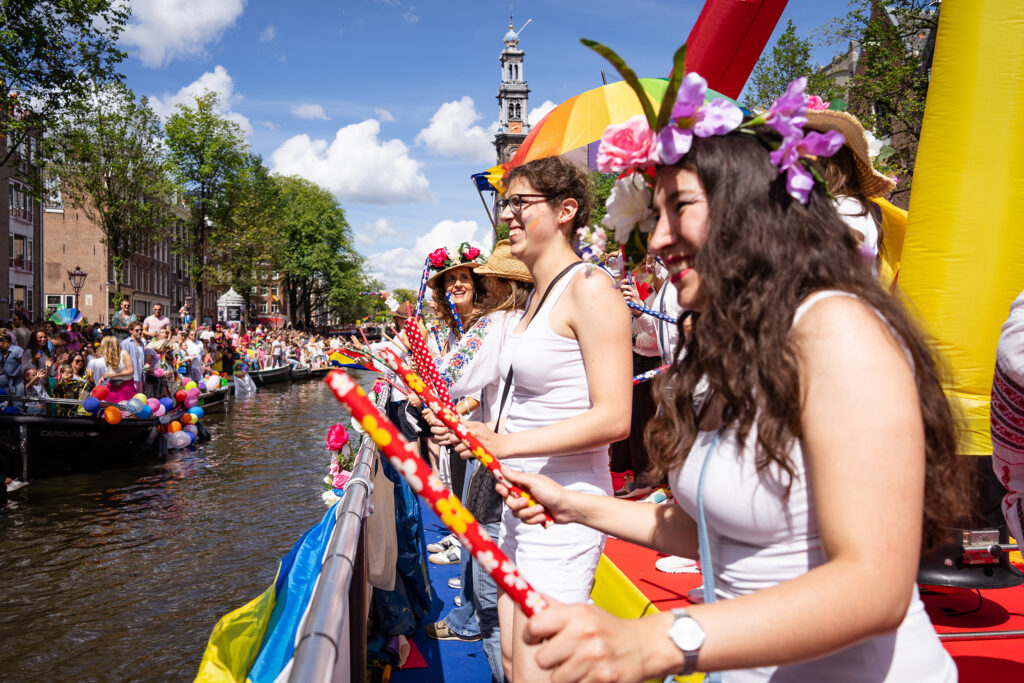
[429,267,487,333]
[481,277,532,314]
[644,129,973,550]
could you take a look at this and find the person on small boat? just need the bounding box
[0,330,26,396]
[23,368,49,415]
[103,335,138,403]
[26,329,50,374]
[497,80,972,682]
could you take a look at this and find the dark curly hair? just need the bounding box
[429,267,487,333]
[643,128,974,551]
[505,156,593,233]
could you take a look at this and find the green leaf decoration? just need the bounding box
[655,44,688,132]
[875,144,896,162]
[581,38,657,129]
[828,98,848,111]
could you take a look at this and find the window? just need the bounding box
[271,286,278,297]
[259,302,268,314]
[9,235,32,272]
[8,182,33,222]
[45,294,75,313]
[271,303,279,313]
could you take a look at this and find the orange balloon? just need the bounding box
[168,421,182,433]
[103,406,122,425]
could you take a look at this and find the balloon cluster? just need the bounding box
[81,377,211,451]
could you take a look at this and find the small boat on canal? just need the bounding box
[290,364,312,381]
[249,364,292,385]
[197,385,232,413]
[310,366,330,379]
[0,411,163,481]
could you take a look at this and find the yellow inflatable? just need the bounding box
[896,0,1024,454]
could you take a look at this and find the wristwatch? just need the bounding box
[667,608,706,676]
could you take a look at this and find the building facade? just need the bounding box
[493,20,532,164]
[1,132,44,321]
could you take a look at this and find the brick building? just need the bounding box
[1,132,44,321]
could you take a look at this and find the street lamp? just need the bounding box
[67,265,88,310]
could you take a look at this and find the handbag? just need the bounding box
[464,261,583,523]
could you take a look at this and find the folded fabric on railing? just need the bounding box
[194,501,340,683]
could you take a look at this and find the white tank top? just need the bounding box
[670,290,955,682]
[501,264,610,476]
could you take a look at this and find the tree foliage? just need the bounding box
[0,0,128,169]
[45,82,178,295]
[744,20,845,111]
[164,92,247,311]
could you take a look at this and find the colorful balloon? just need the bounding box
[91,385,109,400]
[168,421,182,433]
[103,406,122,424]
[83,396,101,414]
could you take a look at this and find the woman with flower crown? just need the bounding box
[439,155,633,681]
[495,45,972,683]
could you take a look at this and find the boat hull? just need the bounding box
[310,367,329,379]
[198,385,232,413]
[0,414,162,480]
[250,365,292,385]
[290,365,312,381]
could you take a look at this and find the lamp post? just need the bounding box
[67,265,88,310]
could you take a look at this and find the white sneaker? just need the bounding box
[428,546,461,565]
[447,577,461,589]
[655,556,699,574]
[427,533,460,554]
[453,595,462,606]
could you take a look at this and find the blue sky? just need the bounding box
[117,0,855,289]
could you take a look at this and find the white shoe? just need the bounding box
[427,533,460,554]
[655,556,699,574]
[447,577,461,589]
[428,546,461,565]
[453,595,462,606]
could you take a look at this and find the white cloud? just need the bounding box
[290,103,330,120]
[121,0,246,68]
[356,217,399,245]
[415,96,497,164]
[366,219,488,289]
[404,6,419,23]
[270,119,430,205]
[148,65,252,134]
[528,99,558,127]
[259,25,276,42]
[374,108,395,122]
[256,120,277,131]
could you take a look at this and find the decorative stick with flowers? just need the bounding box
[403,305,455,410]
[378,347,554,527]
[325,370,549,616]
[444,292,464,335]
[632,363,670,385]
[414,257,431,318]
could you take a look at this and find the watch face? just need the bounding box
[670,615,706,651]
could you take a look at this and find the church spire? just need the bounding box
[494,15,531,164]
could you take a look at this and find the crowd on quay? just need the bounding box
[346,66,1012,683]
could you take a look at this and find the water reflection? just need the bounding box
[0,373,376,681]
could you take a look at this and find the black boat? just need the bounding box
[197,385,232,413]
[250,364,292,385]
[0,412,163,481]
[310,367,329,379]
[290,364,312,381]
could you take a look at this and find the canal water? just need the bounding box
[0,372,377,681]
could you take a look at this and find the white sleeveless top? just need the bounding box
[671,290,956,682]
[501,263,611,476]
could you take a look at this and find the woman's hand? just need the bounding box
[619,280,642,311]
[523,600,649,683]
[495,467,577,525]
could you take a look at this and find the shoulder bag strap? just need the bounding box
[493,260,582,428]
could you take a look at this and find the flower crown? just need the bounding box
[585,40,845,205]
[427,242,484,273]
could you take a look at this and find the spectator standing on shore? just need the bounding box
[110,298,137,343]
[142,303,171,340]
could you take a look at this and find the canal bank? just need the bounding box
[0,373,377,681]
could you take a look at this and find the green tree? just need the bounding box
[164,92,247,315]
[744,20,844,111]
[0,0,129,169]
[45,83,178,298]
[209,154,281,312]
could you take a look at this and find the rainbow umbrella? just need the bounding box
[509,77,743,170]
[49,307,83,325]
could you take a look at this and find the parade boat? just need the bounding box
[0,410,163,481]
[290,364,312,381]
[249,364,292,385]
[309,366,330,379]
[197,385,232,413]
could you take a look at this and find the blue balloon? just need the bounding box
[3,405,20,413]
[83,396,101,413]
[137,405,152,418]
[0,388,8,396]
[186,430,196,445]
[178,366,187,375]
[159,397,174,411]
[188,407,204,419]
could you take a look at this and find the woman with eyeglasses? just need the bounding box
[441,156,633,681]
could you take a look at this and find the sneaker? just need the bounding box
[639,487,671,504]
[613,472,635,497]
[687,585,706,604]
[424,620,481,642]
[454,595,462,606]
[655,556,699,574]
[427,533,460,554]
[428,546,461,565]
[447,577,461,589]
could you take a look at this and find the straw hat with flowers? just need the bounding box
[425,242,486,286]
[804,109,895,198]
[475,239,533,283]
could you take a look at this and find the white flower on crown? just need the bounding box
[601,172,656,244]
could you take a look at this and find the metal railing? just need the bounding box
[289,381,390,683]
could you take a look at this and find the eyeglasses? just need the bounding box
[497,193,550,216]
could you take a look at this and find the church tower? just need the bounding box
[493,18,531,164]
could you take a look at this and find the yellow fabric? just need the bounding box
[591,554,704,682]
[873,197,907,293]
[897,0,1024,454]
[194,580,277,683]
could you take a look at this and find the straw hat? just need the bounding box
[804,110,895,198]
[425,243,486,286]
[476,239,533,283]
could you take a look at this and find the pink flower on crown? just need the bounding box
[596,115,658,173]
[807,95,828,111]
[429,248,450,268]
[465,246,481,260]
[656,72,743,165]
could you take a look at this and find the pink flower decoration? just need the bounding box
[465,246,481,260]
[333,470,351,489]
[597,115,658,173]
[807,95,828,111]
[429,248,449,268]
[326,423,349,451]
